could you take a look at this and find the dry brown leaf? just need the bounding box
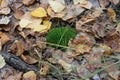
[22,0,35,6]
[0,32,10,45]
[10,40,25,56]
[23,71,36,80]
[21,54,38,64]
[6,72,22,80]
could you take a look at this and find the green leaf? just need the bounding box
[46,27,77,50]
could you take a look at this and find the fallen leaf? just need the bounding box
[0,32,10,45]
[40,63,49,76]
[31,7,47,17]
[22,0,35,6]
[23,71,36,80]
[19,18,32,28]
[107,8,116,21]
[10,40,25,56]
[0,16,10,25]
[14,9,24,20]
[0,7,11,15]
[19,12,51,33]
[58,59,72,73]
[0,55,6,69]
[21,54,38,64]
[48,0,65,13]
[80,1,92,9]
[62,4,85,20]
[47,6,66,18]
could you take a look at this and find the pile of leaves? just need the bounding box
[0,0,120,80]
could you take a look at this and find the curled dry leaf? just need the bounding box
[48,0,65,13]
[0,7,11,15]
[22,0,35,6]
[23,71,36,80]
[31,7,47,18]
[0,55,6,69]
[40,63,49,76]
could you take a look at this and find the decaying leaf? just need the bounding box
[48,0,65,13]
[0,55,6,69]
[107,8,116,21]
[31,7,47,17]
[23,71,36,80]
[73,0,86,5]
[40,63,49,76]
[58,59,72,73]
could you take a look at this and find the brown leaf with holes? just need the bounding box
[40,63,49,76]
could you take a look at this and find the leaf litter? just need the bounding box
[0,0,120,80]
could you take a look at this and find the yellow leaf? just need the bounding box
[31,7,47,17]
[48,0,65,13]
[33,24,48,33]
[43,20,51,30]
[0,55,6,69]
[107,8,116,21]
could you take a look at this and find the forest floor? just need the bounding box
[0,0,120,80]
